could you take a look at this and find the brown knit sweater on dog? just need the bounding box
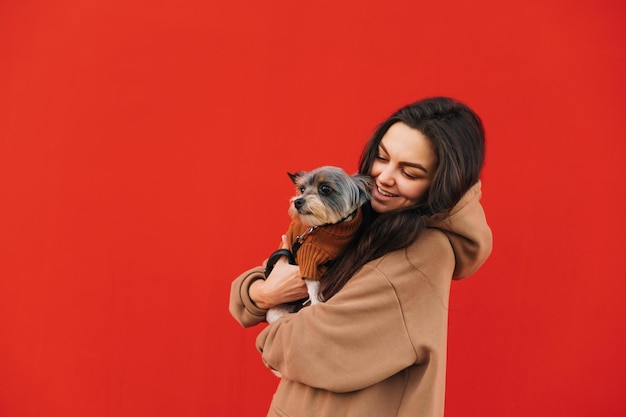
[284,208,363,281]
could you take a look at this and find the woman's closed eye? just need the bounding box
[402,170,419,180]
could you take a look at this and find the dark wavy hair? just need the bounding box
[320,96,485,300]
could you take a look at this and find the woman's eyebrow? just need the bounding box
[401,161,429,173]
[379,142,429,173]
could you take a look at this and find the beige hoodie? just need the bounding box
[229,181,492,417]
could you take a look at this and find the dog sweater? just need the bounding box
[284,208,363,281]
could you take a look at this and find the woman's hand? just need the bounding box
[249,236,308,309]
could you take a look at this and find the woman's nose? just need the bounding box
[377,165,395,185]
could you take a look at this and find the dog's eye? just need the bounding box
[298,186,305,194]
[319,184,332,195]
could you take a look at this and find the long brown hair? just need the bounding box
[320,97,485,300]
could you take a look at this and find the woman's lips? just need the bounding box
[375,185,398,198]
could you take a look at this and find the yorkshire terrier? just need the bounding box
[265,166,371,324]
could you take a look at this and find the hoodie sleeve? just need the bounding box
[256,263,420,393]
[229,266,268,327]
[429,180,493,279]
[254,220,461,394]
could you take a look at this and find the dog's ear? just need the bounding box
[287,172,302,184]
[351,174,373,205]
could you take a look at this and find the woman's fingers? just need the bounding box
[280,234,291,251]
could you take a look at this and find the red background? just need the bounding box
[1,0,625,416]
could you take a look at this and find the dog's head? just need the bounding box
[287,166,371,227]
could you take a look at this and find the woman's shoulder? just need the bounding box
[366,229,455,281]
[355,229,454,314]
[374,228,453,264]
[406,228,454,262]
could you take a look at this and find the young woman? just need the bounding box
[229,96,493,417]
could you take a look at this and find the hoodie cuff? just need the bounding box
[241,269,269,316]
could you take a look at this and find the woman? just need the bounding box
[229,97,492,417]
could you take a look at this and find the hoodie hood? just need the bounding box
[429,180,493,279]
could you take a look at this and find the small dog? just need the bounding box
[265,166,371,324]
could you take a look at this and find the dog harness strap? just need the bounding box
[292,226,316,258]
[264,249,297,278]
[336,208,359,224]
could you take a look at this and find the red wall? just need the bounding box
[1,1,625,416]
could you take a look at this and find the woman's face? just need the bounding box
[369,122,437,213]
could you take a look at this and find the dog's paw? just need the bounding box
[266,306,290,324]
[305,279,321,305]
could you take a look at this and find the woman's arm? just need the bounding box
[250,258,308,309]
[229,266,268,327]
[256,264,418,392]
[256,232,454,392]
[229,257,308,327]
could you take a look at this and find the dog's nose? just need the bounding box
[294,198,305,209]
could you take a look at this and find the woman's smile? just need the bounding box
[374,185,398,198]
